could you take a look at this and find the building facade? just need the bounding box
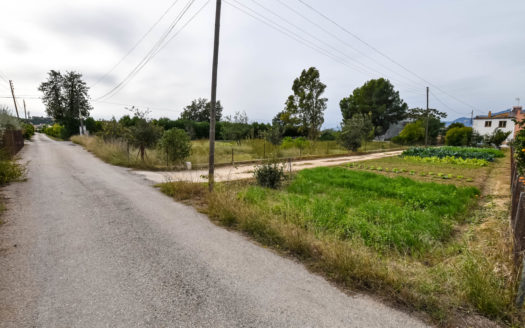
[472,110,515,141]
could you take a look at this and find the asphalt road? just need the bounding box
[0,134,429,328]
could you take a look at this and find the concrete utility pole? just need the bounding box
[208,0,222,192]
[9,80,20,119]
[23,99,27,120]
[425,86,429,147]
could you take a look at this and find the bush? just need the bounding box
[43,123,65,139]
[157,128,192,166]
[445,126,473,146]
[484,128,511,148]
[0,158,24,185]
[254,161,285,189]
[22,123,35,140]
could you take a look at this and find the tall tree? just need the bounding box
[180,98,222,122]
[340,78,407,136]
[38,70,65,121]
[284,67,327,139]
[38,70,92,137]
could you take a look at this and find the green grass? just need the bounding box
[158,151,520,325]
[241,167,479,254]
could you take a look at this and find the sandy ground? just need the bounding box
[0,134,428,328]
[133,150,403,184]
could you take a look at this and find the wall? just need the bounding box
[472,118,515,141]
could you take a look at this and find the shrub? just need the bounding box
[0,157,24,185]
[254,161,285,189]
[43,123,65,139]
[22,123,35,140]
[157,128,192,166]
[445,127,473,146]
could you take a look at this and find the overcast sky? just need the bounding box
[1,0,524,128]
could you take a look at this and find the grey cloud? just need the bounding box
[41,7,139,51]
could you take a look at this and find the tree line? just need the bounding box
[40,67,477,154]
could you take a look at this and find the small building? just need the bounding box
[472,109,518,141]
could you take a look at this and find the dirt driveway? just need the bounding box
[133,150,403,183]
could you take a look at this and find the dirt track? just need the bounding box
[134,150,403,183]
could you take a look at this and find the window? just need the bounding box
[485,121,492,127]
[499,121,507,128]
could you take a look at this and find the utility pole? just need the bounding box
[425,86,429,147]
[208,0,222,192]
[23,99,27,120]
[470,110,473,126]
[79,107,85,135]
[9,80,20,119]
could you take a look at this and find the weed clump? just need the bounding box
[253,161,285,189]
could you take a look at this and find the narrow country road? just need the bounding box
[0,134,428,328]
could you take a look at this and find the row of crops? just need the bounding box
[401,146,504,162]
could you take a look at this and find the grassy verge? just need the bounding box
[0,154,25,224]
[71,135,405,170]
[158,153,521,326]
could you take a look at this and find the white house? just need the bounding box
[472,110,515,141]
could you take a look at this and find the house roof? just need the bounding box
[474,110,513,120]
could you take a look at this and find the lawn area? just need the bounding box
[71,135,403,170]
[159,150,520,326]
[241,167,478,254]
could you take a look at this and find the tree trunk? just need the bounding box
[140,145,145,162]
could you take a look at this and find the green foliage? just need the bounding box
[484,128,511,148]
[38,70,92,138]
[283,67,327,139]
[43,123,65,139]
[338,113,373,151]
[402,146,503,161]
[0,106,21,130]
[340,78,408,136]
[84,117,103,134]
[157,128,192,165]
[445,126,473,146]
[403,155,489,167]
[0,157,24,185]
[243,167,479,253]
[319,129,338,141]
[179,98,222,122]
[253,161,285,189]
[393,121,425,145]
[22,123,35,140]
[126,108,163,161]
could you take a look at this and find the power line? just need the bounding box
[94,0,197,101]
[94,0,207,102]
[295,0,476,113]
[91,0,181,88]
[227,0,429,94]
[273,0,424,89]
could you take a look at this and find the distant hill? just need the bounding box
[444,117,472,127]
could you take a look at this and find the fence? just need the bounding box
[510,148,525,306]
[0,129,24,156]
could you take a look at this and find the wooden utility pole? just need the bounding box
[23,99,27,120]
[425,86,429,147]
[9,80,20,119]
[208,0,222,192]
